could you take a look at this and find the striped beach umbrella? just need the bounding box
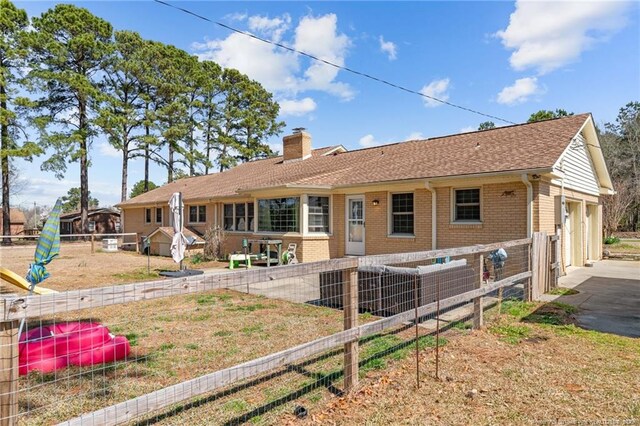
[26,199,62,286]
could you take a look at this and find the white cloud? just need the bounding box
[496,1,630,74]
[405,131,424,141]
[459,126,477,133]
[226,12,247,22]
[248,14,291,42]
[192,13,353,104]
[497,76,541,105]
[192,34,299,94]
[420,78,450,107]
[294,14,354,100]
[379,36,397,60]
[279,97,317,116]
[358,134,398,148]
[359,134,379,148]
[98,142,120,158]
[16,177,120,208]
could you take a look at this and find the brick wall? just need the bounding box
[436,182,528,248]
[362,189,432,255]
[125,180,599,264]
[123,207,161,237]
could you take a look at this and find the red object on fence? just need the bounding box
[18,322,130,376]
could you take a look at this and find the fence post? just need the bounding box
[530,232,548,301]
[91,234,95,254]
[526,239,535,302]
[473,255,484,329]
[135,233,140,253]
[0,319,19,426]
[342,268,359,393]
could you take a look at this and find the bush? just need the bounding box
[604,236,620,245]
[204,225,226,261]
[190,253,204,264]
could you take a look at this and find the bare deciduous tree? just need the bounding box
[602,181,634,237]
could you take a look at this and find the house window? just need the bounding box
[223,203,254,232]
[454,188,481,222]
[247,203,254,232]
[155,207,163,224]
[391,193,414,234]
[235,203,246,231]
[189,205,206,223]
[224,204,234,230]
[308,196,330,233]
[258,198,300,233]
[145,208,152,224]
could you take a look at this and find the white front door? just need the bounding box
[346,196,365,255]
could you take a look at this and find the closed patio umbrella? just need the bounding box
[168,192,188,267]
[21,198,62,337]
[26,199,62,286]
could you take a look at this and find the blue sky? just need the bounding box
[12,0,640,208]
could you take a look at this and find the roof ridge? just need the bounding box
[339,113,591,155]
[428,112,590,140]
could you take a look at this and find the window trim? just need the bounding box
[155,207,163,225]
[451,187,483,223]
[256,197,301,234]
[306,194,332,235]
[187,205,207,224]
[222,202,255,233]
[388,192,416,237]
[144,208,152,224]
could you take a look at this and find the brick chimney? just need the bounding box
[283,128,311,162]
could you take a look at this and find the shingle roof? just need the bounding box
[0,209,26,224]
[118,114,590,207]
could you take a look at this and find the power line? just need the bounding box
[153,0,516,126]
[153,0,603,152]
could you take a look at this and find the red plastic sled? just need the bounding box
[19,322,130,376]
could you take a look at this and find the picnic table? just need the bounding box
[247,239,283,267]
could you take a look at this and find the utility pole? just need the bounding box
[33,202,37,229]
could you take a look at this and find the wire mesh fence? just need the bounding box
[0,235,554,425]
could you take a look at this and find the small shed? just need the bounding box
[146,227,205,257]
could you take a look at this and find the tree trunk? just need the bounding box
[168,139,174,183]
[189,129,195,176]
[0,84,11,246]
[205,122,212,175]
[121,136,128,202]
[79,96,89,234]
[144,123,150,192]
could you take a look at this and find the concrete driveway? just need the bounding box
[540,260,640,337]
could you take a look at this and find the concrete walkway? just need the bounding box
[540,260,640,338]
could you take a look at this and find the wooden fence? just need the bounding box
[0,233,558,425]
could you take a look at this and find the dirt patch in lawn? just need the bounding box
[288,302,640,426]
[0,242,228,291]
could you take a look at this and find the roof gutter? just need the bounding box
[521,174,533,238]
[331,168,554,189]
[424,180,437,250]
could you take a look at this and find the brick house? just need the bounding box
[116,114,613,271]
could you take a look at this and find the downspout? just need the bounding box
[521,174,533,238]
[425,181,437,249]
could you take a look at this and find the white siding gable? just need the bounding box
[558,133,600,196]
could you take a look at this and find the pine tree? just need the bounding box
[28,4,113,233]
[0,0,41,244]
